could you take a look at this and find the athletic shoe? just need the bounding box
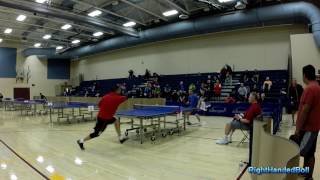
[187,122,192,125]
[77,140,85,150]
[119,137,128,144]
[216,138,229,145]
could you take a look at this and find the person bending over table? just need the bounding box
[77,86,128,150]
[185,90,201,125]
[216,92,261,145]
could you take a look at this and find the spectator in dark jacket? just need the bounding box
[288,79,304,125]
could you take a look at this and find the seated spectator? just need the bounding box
[220,66,227,83]
[144,83,152,98]
[253,69,259,83]
[171,90,179,102]
[144,69,151,79]
[178,91,188,104]
[225,71,232,85]
[224,93,236,104]
[128,70,135,80]
[153,84,161,98]
[120,83,127,96]
[262,77,273,94]
[188,83,196,92]
[84,89,89,97]
[163,84,172,99]
[216,92,261,145]
[214,79,222,101]
[185,90,201,125]
[39,93,47,101]
[179,81,185,92]
[206,79,213,100]
[225,64,232,75]
[237,83,248,102]
[251,84,260,94]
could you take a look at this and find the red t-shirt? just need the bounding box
[98,92,127,120]
[297,81,320,131]
[214,83,222,95]
[243,103,261,123]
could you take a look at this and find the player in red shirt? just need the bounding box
[294,65,320,180]
[77,86,128,150]
[216,92,261,145]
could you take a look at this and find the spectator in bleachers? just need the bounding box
[144,83,152,98]
[178,91,188,105]
[128,70,135,80]
[0,92,3,102]
[185,90,201,125]
[243,70,251,83]
[214,79,222,101]
[225,71,232,85]
[84,89,89,97]
[144,69,151,79]
[216,92,261,145]
[262,77,273,95]
[251,84,260,94]
[40,93,47,101]
[253,69,259,83]
[206,79,213,100]
[120,83,127,96]
[288,79,304,125]
[163,84,172,99]
[172,90,179,102]
[225,93,236,104]
[189,83,196,92]
[237,83,248,102]
[179,81,185,92]
[153,84,161,98]
[220,66,227,83]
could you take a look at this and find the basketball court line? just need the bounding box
[0,139,50,180]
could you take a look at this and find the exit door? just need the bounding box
[14,88,30,100]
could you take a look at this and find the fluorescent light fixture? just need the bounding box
[0,39,3,43]
[93,32,103,37]
[4,28,12,34]
[162,10,178,17]
[36,156,44,163]
[88,10,102,17]
[46,165,55,173]
[71,39,80,44]
[61,24,72,30]
[56,46,63,50]
[35,0,47,3]
[34,43,41,47]
[10,174,17,180]
[218,0,234,2]
[123,21,136,27]
[43,34,51,39]
[16,15,27,22]
[1,163,7,170]
[74,157,83,165]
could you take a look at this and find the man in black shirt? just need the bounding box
[288,79,304,125]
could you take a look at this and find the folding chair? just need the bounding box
[237,129,250,146]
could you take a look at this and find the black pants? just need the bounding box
[90,117,116,138]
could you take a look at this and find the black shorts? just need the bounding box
[297,131,318,158]
[90,117,116,138]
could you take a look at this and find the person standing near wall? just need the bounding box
[294,65,320,180]
[288,79,304,125]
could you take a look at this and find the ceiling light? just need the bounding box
[88,10,102,17]
[56,46,63,50]
[46,165,55,174]
[123,21,136,27]
[218,0,234,2]
[35,0,47,3]
[10,174,17,180]
[34,43,41,47]
[93,32,103,37]
[72,39,80,44]
[16,15,27,22]
[61,24,72,30]
[1,163,7,169]
[36,156,44,163]
[0,39,3,43]
[235,0,246,9]
[162,10,178,17]
[43,34,51,39]
[4,28,12,34]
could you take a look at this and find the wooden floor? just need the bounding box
[0,108,319,180]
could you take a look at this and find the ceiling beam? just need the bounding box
[120,0,168,21]
[70,0,147,26]
[0,0,139,37]
[163,0,190,15]
[0,32,69,45]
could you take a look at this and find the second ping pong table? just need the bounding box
[116,104,195,144]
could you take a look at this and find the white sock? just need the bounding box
[119,135,124,140]
[224,135,228,140]
[79,139,84,143]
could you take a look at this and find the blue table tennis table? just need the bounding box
[3,99,47,115]
[116,104,195,144]
[48,102,97,124]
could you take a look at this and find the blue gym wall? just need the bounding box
[47,59,70,79]
[0,47,17,78]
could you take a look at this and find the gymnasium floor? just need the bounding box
[0,109,319,180]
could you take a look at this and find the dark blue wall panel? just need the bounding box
[0,48,17,78]
[47,59,70,79]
